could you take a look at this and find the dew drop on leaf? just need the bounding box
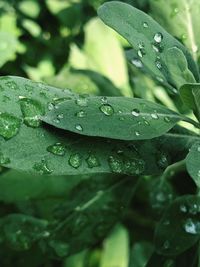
[154,32,163,43]
[86,154,100,168]
[151,112,159,120]
[131,58,143,68]
[47,143,66,156]
[135,131,140,137]
[0,113,21,139]
[20,98,45,128]
[68,153,82,169]
[75,96,88,107]
[137,48,146,58]
[132,109,140,117]
[100,104,114,116]
[33,159,53,175]
[108,156,123,173]
[0,152,10,165]
[75,124,83,131]
[155,60,162,69]
[180,205,187,213]
[143,22,148,28]
[163,259,175,267]
[183,218,200,235]
[76,110,86,118]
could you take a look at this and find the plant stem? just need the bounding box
[161,159,186,182]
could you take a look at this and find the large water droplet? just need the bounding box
[184,218,200,234]
[108,156,123,173]
[100,104,114,116]
[69,153,82,169]
[0,113,21,139]
[47,143,66,156]
[20,98,45,128]
[86,154,100,168]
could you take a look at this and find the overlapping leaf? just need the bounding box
[43,95,184,140]
[98,1,199,90]
[186,141,200,187]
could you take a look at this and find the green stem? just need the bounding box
[182,116,200,130]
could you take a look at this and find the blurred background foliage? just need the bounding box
[0,0,199,266]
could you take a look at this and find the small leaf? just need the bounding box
[186,141,200,188]
[43,96,183,141]
[155,195,200,256]
[165,47,195,88]
[180,84,200,121]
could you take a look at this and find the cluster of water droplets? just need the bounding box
[0,112,21,140]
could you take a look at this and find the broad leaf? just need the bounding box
[155,195,200,256]
[186,141,200,187]
[43,96,184,140]
[150,0,200,61]
[98,1,199,89]
[0,76,198,176]
[47,176,135,258]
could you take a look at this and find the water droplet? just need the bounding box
[20,98,45,128]
[154,32,163,43]
[135,131,140,136]
[138,48,146,58]
[86,154,100,168]
[163,240,170,249]
[5,81,18,90]
[138,42,145,49]
[180,205,187,213]
[0,152,10,165]
[184,218,200,234]
[75,96,88,107]
[0,113,21,140]
[197,146,200,152]
[69,153,82,169]
[101,96,108,103]
[164,117,171,123]
[131,58,143,68]
[132,108,140,117]
[33,159,53,175]
[100,104,114,116]
[75,124,83,131]
[47,143,66,156]
[151,112,159,120]
[143,22,148,28]
[76,110,86,118]
[157,153,169,169]
[108,156,123,173]
[57,113,64,119]
[156,60,162,69]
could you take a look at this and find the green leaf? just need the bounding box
[47,176,135,257]
[98,1,199,88]
[155,195,200,256]
[180,83,200,121]
[100,224,129,267]
[43,96,183,141]
[150,0,200,61]
[0,76,198,176]
[0,170,82,203]
[186,141,200,187]
[0,214,48,251]
[165,47,196,88]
